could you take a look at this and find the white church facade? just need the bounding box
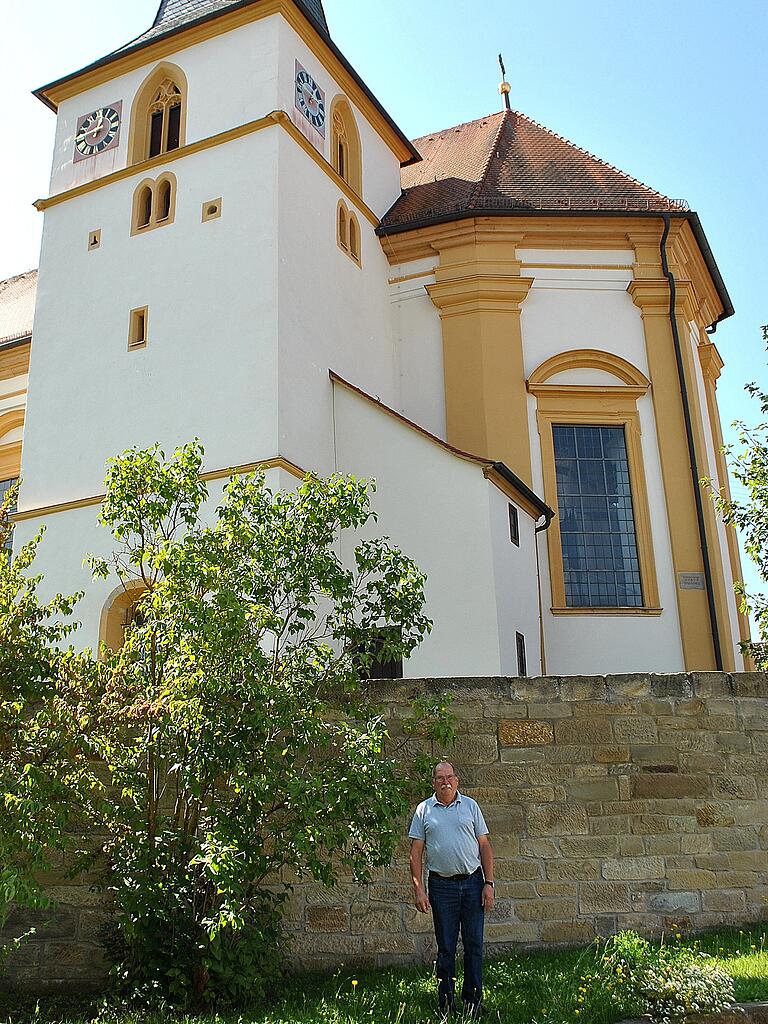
[0,0,752,677]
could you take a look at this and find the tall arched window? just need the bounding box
[330,95,362,196]
[99,584,148,654]
[128,62,188,165]
[337,202,348,251]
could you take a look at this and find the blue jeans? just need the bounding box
[428,867,485,1010]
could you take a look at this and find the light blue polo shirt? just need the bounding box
[408,793,489,876]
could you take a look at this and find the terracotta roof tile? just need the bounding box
[381,109,686,230]
[0,271,37,347]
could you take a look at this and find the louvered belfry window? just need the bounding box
[148,80,183,158]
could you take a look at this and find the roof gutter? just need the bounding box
[490,462,554,529]
[660,212,723,671]
[377,207,733,326]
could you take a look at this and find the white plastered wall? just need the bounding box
[275,126,398,476]
[687,322,745,670]
[332,381,542,677]
[22,129,280,513]
[520,251,684,674]
[48,14,283,195]
[387,257,446,438]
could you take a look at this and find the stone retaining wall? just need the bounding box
[3,672,768,991]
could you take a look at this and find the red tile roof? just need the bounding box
[381,110,687,230]
[0,270,37,347]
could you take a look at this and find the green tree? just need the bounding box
[707,325,768,668]
[0,484,98,930]
[83,441,450,1007]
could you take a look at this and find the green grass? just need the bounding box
[1,926,767,1024]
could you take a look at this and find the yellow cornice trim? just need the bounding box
[528,349,651,390]
[0,409,25,440]
[12,456,305,522]
[38,0,413,164]
[528,383,649,401]
[698,341,724,383]
[34,110,379,227]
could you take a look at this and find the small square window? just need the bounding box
[202,198,222,222]
[128,306,148,350]
[508,503,520,546]
[516,632,527,677]
[88,229,101,250]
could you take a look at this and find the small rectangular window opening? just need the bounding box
[149,110,164,158]
[516,632,527,677]
[508,503,520,546]
[167,104,182,152]
[129,307,148,349]
[88,229,101,250]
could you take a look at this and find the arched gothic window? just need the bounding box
[336,200,361,267]
[131,173,177,234]
[128,63,188,165]
[330,95,362,196]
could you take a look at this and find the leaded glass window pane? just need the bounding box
[553,425,643,608]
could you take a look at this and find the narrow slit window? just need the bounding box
[140,186,153,227]
[158,180,172,221]
[516,632,527,677]
[553,424,643,608]
[129,307,148,349]
[349,215,359,261]
[338,205,348,250]
[166,102,182,152]
[508,503,520,546]
[149,110,164,158]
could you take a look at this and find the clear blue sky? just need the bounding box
[2,0,766,604]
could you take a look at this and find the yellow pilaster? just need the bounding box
[698,342,754,669]
[426,230,534,485]
[629,226,736,670]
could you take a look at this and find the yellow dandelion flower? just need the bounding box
[352,979,358,989]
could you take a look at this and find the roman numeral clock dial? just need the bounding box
[294,66,326,137]
[74,102,123,162]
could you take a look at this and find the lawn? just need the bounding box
[1,926,767,1024]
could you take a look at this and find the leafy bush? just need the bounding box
[1,440,448,1010]
[602,931,735,1024]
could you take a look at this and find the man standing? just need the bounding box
[409,761,494,1017]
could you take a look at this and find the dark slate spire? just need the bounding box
[116,0,330,53]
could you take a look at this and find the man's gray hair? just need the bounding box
[432,761,458,780]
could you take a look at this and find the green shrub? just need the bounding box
[602,931,735,1024]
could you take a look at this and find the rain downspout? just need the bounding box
[660,214,723,670]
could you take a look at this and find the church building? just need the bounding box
[1,0,751,677]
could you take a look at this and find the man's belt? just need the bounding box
[429,868,480,882]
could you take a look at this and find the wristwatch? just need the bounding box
[483,881,494,888]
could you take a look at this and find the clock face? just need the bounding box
[74,101,122,161]
[294,66,326,135]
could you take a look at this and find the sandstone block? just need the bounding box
[474,765,528,787]
[567,778,619,802]
[702,890,747,912]
[680,833,713,855]
[590,815,631,835]
[528,804,588,837]
[483,805,525,834]
[558,678,608,701]
[484,922,540,943]
[527,703,573,719]
[658,730,716,752]
[0,907,78,942]
[449,734,499,765]
[646,891,700,914]
[500,859,544,881]
[715,871,759,888]
[516,898,577,921]
[609,674,652,698]
[363,934,415,955]
[595,746,631,764]
[666,869,718,890]
[308,906,348,932]
[619,836,645,857]
[555,718,613,745]
[602,857,665,881]
[546,859,601,881]
[351,905,401,934]
[560,836,619,858]
[537,882,577,897]
[614,717,659,744]
[499,716,552,749]
[711,826,759,850]
[644,836,681,856]
[540,921,595,944]
[579,882,632,914]
[681,753,727,774]
[632,774,709,799]
[496,882,538,899]
[521,838,560,859]
[727,850,767,871]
